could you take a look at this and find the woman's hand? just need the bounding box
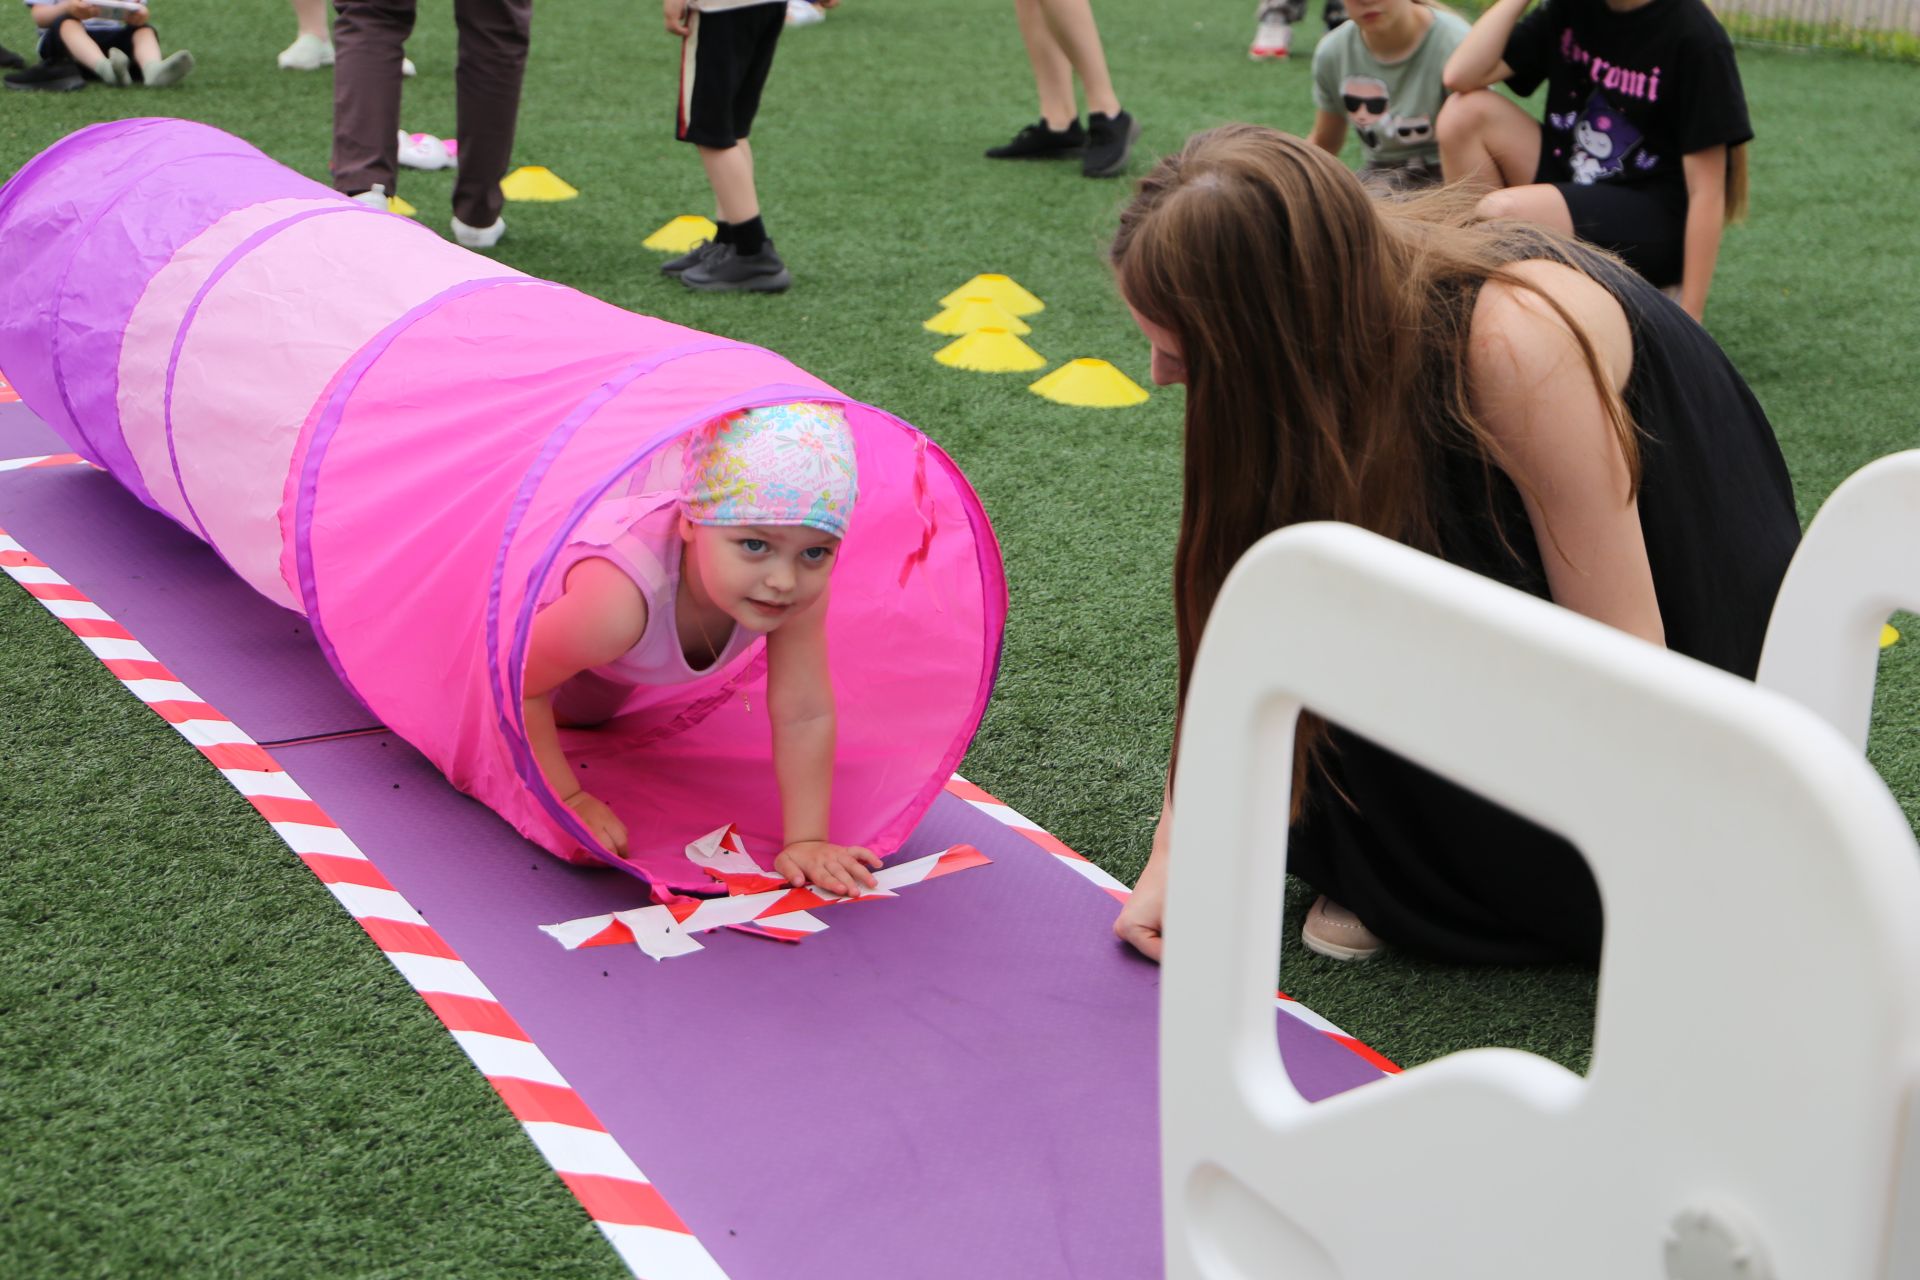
[566,790,629,858]
[1113,824,1172,962]
[663,0,691,37]
[776,839,882,897]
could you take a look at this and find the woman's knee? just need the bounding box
[1436,88,1501,146]
[1475,188,1523,221]
[1475,184,1574,234]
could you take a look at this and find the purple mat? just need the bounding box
[1,398,66,458]
[2,406,1389,1278]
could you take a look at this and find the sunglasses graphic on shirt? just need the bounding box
[1394,120,1432,139]
[1343,94,1389,114]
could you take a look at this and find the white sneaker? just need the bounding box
[401,56,417,77]
[397,130,455,171]
[347,184,389,210]
[785,0,825,24]
[451,214,505,250]
[1250,2,1292,58]
[277,33,333,71]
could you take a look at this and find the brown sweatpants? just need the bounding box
[330,0,533,229]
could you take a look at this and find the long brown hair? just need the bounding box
[1111,125,1637,812]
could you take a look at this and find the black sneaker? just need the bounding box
[0,43,25,70]
[661,238,720,276]
[5,62,87,92]
[1083,110,1140,178]
[985,119,1085,160]
[680,241,792,293]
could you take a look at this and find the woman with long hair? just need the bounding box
[1109,124,1797,965]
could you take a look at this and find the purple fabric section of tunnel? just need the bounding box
[0,119,341,510]
[0,402,1389,1279]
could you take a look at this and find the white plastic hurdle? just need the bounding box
[1758,450,1920,748]
[1159,522,1920,1280]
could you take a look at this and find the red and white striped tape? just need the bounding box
[945,773,1400,1075]
[0,512,731,1280]
[543,844,991,959]
[0,452,85,472]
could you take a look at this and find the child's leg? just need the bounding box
[698,142,759,226]
[56,19,110,78]
[1035,0,1119,118]
[132,25,195,87]
[1435,87,1542,191]
[1013,0,1078,130]
[290,0,329,40]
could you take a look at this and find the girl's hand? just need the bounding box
[663,0,690,36]
[1113,828,1171,962]
[69,1,100,20]
[776,840,881,897]
[566,790,629,858]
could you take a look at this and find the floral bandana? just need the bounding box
[679,402,859,539]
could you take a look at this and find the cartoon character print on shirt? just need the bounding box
[1342,75,1391,149]
[1567,90,1648,184]
[1390,114,1433,149]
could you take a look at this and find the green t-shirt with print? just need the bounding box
[1312,8,1471,171]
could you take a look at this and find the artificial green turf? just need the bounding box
[1,1,1916,1273]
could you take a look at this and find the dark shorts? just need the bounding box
[677,3,786,149]
[39,18,146,76]
[1539,174,1689,287]
[1359,155,1443,195]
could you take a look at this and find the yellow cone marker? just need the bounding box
[386,194,418,218]
[1883,623,1901,649]
[939,273,1044,317]
[924,296,1032,337]
[644,215,720,253]
[1029,358,1150,408]
[500,166,580,202]
[935,327,1047,373]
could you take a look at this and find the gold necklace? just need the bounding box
[700,619,749,714]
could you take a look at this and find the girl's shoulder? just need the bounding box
[1468,259,1633,397]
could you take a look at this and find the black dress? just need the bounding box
[1284,245,1801,964]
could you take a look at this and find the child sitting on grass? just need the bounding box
[1308,0,1469,190]
[523,401,882,897]
[26,0,193,86]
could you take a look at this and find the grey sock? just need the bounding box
[140,49,194,88]
[106,47,132,86]
[91,55,113,82]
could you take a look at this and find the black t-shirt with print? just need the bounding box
[1504,0,1752,190]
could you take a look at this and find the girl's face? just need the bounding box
[681,518,840,632]
[1128,304,1188,387]
[1348,0,1413,31]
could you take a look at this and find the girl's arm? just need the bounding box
[1677,146,1728,324]
[1442,0,1528,93]
[1113,775,1175,961]
[522,557,648,854]
[1468,260,1666,647]
[1307,110,1348,158]
[765,589,881,896]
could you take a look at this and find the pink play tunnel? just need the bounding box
[0,120,1007,892]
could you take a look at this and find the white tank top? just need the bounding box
[546,494,757,689]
